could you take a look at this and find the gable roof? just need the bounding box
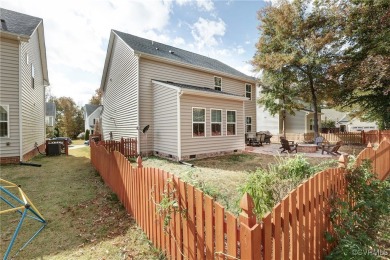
[84,104,101,117]
[0,8,42,38]
[110,30,255,83]
[45,102,56,117]
[152,80,248,101]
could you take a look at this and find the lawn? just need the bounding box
[0,147,161,259]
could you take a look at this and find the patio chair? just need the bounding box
[256,133,266,146]
[247,133,260,146]
[321,141,342,156]
[280,138,298,153]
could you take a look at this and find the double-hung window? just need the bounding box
[0,105,9,138]
[211,109,222,136]
[246,116,252,133]
[214,76,222,91]
[245,84,252,100]
[226,110,236,135]
[193,108,205,137]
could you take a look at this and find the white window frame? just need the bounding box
[246,116,252,133]
[0,105,10,138]
[210,109,222,137]
[46,116,54,127]
[192,107,206,138]
[214,76,222,91]
[245,83,252,100]
[226,110,237,136]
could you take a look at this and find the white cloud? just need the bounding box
[196,0,214,11]
[175,0,214,11]
[191,17,226,48]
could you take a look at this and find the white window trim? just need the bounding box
[214,76,222,91]
[246,116,252,133]
[210,108,223,137]
[192,107,206,138]
[245,83,252,100]
[31,64,35,88]
[226,110,237,136]
[0,104,10,138]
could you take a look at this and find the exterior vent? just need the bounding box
[189,155,196,159]
[155,151,159,155]
[234,149,238,152]
[169,154,173,158]
[169,50,174,54]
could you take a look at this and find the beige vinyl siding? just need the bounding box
[180,94,244,156]
[244,83,256,134]
[139,58,254,153]
[285,111,306,133]
[20,27,45,155]
[0,38,20,157]
[102,35,138,141]
[152,83,177,156]
[256,105,280,135]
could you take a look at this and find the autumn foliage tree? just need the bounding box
[331,0,390,129]
[252,0,343,137]
[53,97,84,139]
[89,88,102,105]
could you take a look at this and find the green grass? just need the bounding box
[0,147,160,259]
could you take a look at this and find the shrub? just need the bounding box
[85,129,90,141]
[326,161,390,259]
[240,155,338,218]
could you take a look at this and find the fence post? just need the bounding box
[378,130,382,142]
[338,154,349,169]
[361,130,366,144]
[239,193,261,259]
[120,137,124,154]
[239,193,256,227]
[137,155,143,169]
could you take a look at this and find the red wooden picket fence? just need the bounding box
[302,130,390,145]
[90,138,390,259]
[98,137,137,158]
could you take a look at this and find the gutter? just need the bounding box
[177,90,183,160]
[18,42,23,161]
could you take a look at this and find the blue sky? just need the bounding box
[2,0,268,105]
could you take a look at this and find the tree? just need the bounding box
[89,88,102,105]
[53,97,84,138]
[258,69,304,136]
[252,0,343,137]
[331,0,390,129]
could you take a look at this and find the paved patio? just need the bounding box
[245,144,346,158]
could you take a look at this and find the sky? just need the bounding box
[2,0,270,106]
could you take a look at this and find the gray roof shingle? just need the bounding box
[113,30,255,82]
[84,104,100,117]
[45,102,56,117]
[0,8,42,37]
[153,80,245,98]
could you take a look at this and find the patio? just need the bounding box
[245,143,346,158]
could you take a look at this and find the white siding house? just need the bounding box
[84,104,102,135]
[0,8,49,164]
[100,30,256,160]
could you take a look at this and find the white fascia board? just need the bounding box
[36,22,50,86]
[0,31,30,41]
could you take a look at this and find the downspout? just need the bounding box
[243,101,245,151]
[136,55,141,155]
[177,90,183,160]
[18,41,23,161]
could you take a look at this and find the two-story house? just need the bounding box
[0,8,49,164]
[100,30,256,160]
[84,104,102,135]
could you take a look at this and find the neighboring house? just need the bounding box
[321,109,378,132]
[0,8,49,164]
[45,102,56,130]
[84,104,102,135]
[100,30,256,160]
[256,88,321,135]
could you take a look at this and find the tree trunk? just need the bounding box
[308,74,319,138]
[282,109,286,137]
